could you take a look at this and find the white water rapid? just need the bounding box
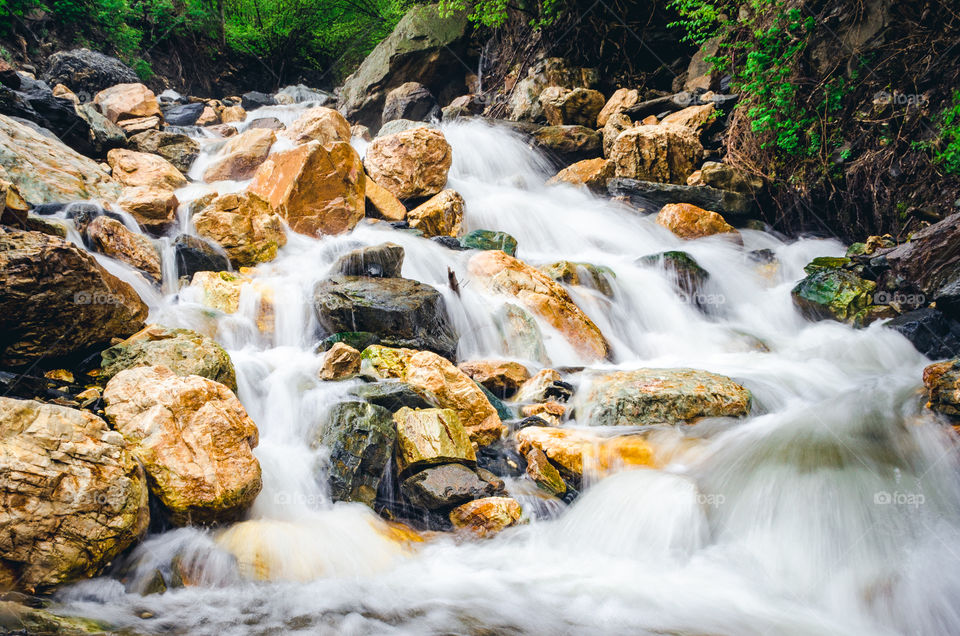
[46,102,960,635]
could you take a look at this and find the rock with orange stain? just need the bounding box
[468,251,610,361]
[392,407,476,474]
[923,358,960,419]
[283,106,351,146]
[520,401,565,425]
[203,128,276,182]
[597,88,640,127]
[94,83,161,124]
[365,177,407,221]
[547,158,615,193]
[515,426,657,477]
[364,127,452,200]
[406,189,464,237]
[457,359,530,397]
[655,203,739,240]
[449,496,523,538]
[192,192,286,267]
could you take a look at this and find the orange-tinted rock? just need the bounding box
[93,83,161,123]
[406,189,464,237]
[115,186,179,234]
[655,203,739,240]
[610,124,702,184]
[107,149,187,190]
[457,360,530,397]
[85,215,161,281]
[449,497,523,538]
[319,342,361,380]
[283,107,351,146]
[660,102,716,137]
[365,177,407,221]
[364,127,452,199]
[220,105,246,123]
[203,128,276,182]
[193,192,286,267]
[539,86,606,127]
[515,426,657,477]
[597,88,640,127]
[547,158,614,193]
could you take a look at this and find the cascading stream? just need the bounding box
[48,104,960,635]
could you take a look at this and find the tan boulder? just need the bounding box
[249,140,365,237]
[597,88,640,127]
[118,115,161,134]
[365,177,407,221]
[115,185,179,233]
[103,365,262,526]
[220,105,247,123]
[392,406,476,474]
[449,497,523,538]
[107,148,187,190]
[547,158,614,193]
[193,192,287,267]
[516,426,657,477]
[539,86,606,127]
[407,189,464,237]
[660,102,717,137]
[318,342,361,380]
[602,112,632,158]
[698,161,763,194]
[656,203,739,240]
[86,215,161,281]
[0,397,149,592]
[196,106,220,126]
[610,124,703,184]
[283,106,351,146]
[203,128,276,182]
[468,251,610,361]
[364,127,452,199]
[361,345,506,446]
[93,83,161,123]
[457,360,530,397]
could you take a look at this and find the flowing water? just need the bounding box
[44,102,960,635]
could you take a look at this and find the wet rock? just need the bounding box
[93,83,161,125]
[539,260,614,297]
[128,130,200,174]
[362,346,506,445]
[539,86,605,127]
[174,234,230,278]
[407,189,464,237]
[609,177,756,219]
[520,401,565,425]
[193,191,286,267]
[317,401,395,506]
[507,57,599,122]
[163,102,204,126]
[401,463,491,510]
[513,368,572,403]
[103,365,262,526]
[449,496,523,537]
[392,406,476,474]
[638,250,709,305]
[115,185,179,234]
[547,158,615,193]
[579,368,752,426]
[107,148,187,190]
[319,342,362,380]
[469,250,610,361]
[319,331,381,353]
[0,114,119,204]
[350,380,432,411]
[382,82,439,124]
[249,140,365,237]
[494,303,552,364]
[332,242,404,278]
[85,215,161,281]
[515,426,656,477]
[241,91,277,110]
[0,599,113,634]
[525,447,566,496]
[532,125,602,163]
[100,324,237,392]
[597,88,640,127]
[611,124,703,184]
[364,127,452,200]
[43,49,138,94]
[220,105,245,123]
[0,397,148,592]
[0,227,147,366]
[188,270,275,333]
[923,359,960,418]
[203,128,276,182]
[458,360,530,398]
[886,308,960,360]
[460,229,518,256]
[365,177,408,221]
[283,106,351,146]
[656,202,739,240]
[315,276,458,359]
[792,268,876,323]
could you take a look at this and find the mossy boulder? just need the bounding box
[316,401,395,507]
[460,230,518,256]
[792,268,876,323]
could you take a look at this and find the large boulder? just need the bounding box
[0,227,147,365]
[697,161,763,194]
[249,140,365,237]
[317,401,395,506]
[539,86,605,127]
[382,82,439,124]
[578,368,752,426]
[655,203,739,240]
[608,177,757,219]
[193,192,286,267]
[85,215,162,281]
[314,276,458,359]
[331,242,405,278]
[282,106,351,146]
[93,83,161,124]
[362,346,506,445]
[364,127,452,200]
[107,148,187,190]
[128,129,200,174]
[174,234,230,278]
[43,49,139,95]
[103,366,262,526]
[337,3,470,131]
[407,189,464,237]
[0,77,97,156]
[0,114,119,204]
[468,250,610,361]
[610,124,703,184]
[392,406,476,474]
[0,398,148,593]
[100,324,237,392]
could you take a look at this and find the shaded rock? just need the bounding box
[103,366,262,526]
[597,88,640,127]
[362,346,506,445]
[174,234,230,278]
[539,86,605,127]
[0,397,148,593]
[350,380,432,411]
[317,401,394,506]
[115,185,179,234]
[107,148,187,189]
[319,331,381,353]
[382,81,439,124]
[43,49,138,94]
[698,161,763,194]
[532,125,601,163]
[163,102,204,126]
[282,106,351,146]
[638,250,709,306]
[392,406,476,474]
[449,496,522,538]
[547,158,614,193]
[193,192,286,267]
[85,215,161,281]
[365,177,407,221]
[315,276,457,359]
[319,342,362,380]
[468,250,610,361]
[0,599,113,634]
[76,102,126,156]
[886,309,960,360]
[94,83,161,124]
[128,130,200,174]
[241,91,276,110]
[611,124,702,184]
[100,324,237,392]
[507,57,599,122]
[364,127,452,199]
[608,177,757,219]
[249,140,365,237]
[0,77,96,156]
[407,189,464,237]
[622,92,696,120]
[332,242,404,278]
[458,359,530,397]
[656,203,739,240]
[401,463,491,510]
[0,227,147,366]
[579,368,751,426]
[923,359,960,418]
[792,268,876,323]
[515,426,656,477]
[460,229,518,256]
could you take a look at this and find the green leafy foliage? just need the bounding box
[930,91,960,176]
[438,0,565,28]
